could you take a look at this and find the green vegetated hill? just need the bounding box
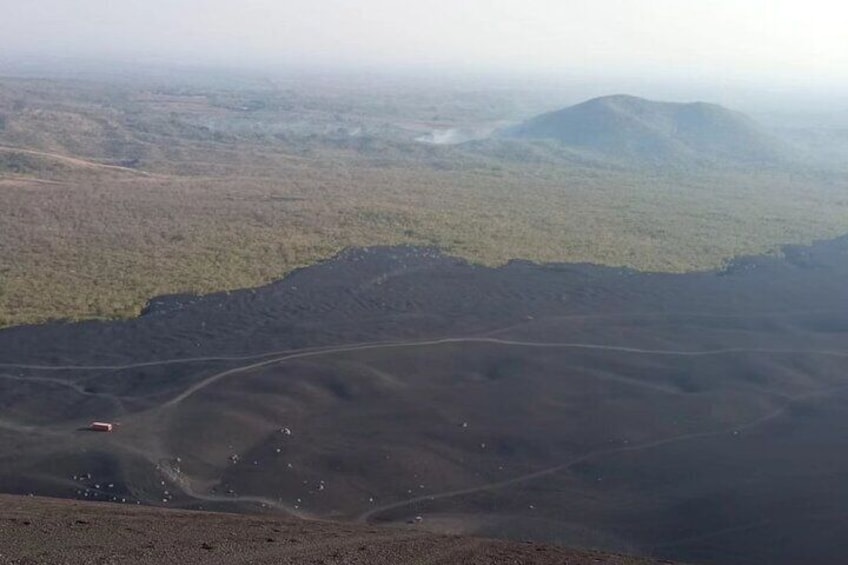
[0,76,847,327]
[501,94,788,165]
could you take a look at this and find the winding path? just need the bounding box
[5,336,848,374]
[4,327,848,529]
[160,337,848,408]
[356,383,848,523]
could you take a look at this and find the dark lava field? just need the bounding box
[2,238,848,565]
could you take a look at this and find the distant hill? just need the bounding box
[501,94,787,164]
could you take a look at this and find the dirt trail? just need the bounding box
[5,334,847,374]
[0,144,154,175]
[5,327,847,538]
[0,373,121,399]
[357,383,848,523]
[160,337,848,409]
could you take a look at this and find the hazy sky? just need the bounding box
[3,0,847,87]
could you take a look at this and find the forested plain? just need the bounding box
[1,74,846,327]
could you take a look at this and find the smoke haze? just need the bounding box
[2,1,846,87]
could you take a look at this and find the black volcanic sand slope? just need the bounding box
[2,239,848,565]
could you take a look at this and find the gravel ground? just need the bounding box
[0,495,678,564]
